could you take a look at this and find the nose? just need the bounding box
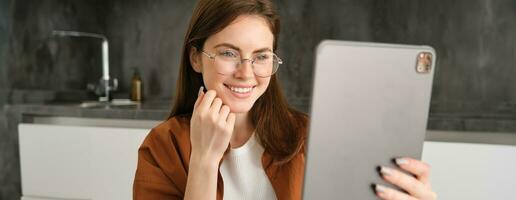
[234,59,255,79]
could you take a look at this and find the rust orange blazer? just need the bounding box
[133,115,307,200]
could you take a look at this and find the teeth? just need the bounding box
[229,86,253,93]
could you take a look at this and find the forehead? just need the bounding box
[206,15,274,50]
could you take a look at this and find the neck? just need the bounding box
[230,112,254,148]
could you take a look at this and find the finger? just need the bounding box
[379,166,427,198]
[209,98,223,116]
[218,105,231,123]
[193,86,205,110]
[197,90,217,113]
[375,184,417,200]
[395,157,431,184]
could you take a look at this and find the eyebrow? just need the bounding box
[213,43,272,53]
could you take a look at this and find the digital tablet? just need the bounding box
[303,40,436,199]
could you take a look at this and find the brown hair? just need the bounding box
[170,0,307,164]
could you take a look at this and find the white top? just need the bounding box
[220,133,277,200]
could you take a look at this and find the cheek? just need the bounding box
[257,77,271,91]
[200,66,224,90]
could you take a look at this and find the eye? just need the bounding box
[218,50,239,58]
[255,53,271,61]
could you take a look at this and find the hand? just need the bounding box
[375,157,437,200]
[189,87,236,165]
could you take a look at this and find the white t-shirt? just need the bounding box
[220,133,277,200]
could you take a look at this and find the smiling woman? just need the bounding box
[132,0,436,200]
[133,0,307,199]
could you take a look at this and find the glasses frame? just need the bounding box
[200,49,283,78]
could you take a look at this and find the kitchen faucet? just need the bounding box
[52,30,118,102]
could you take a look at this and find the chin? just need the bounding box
[227,101,255,113]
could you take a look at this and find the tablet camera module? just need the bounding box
[416,52,433,74]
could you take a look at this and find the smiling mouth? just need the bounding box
[224,84,256,94]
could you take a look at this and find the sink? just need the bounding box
[79,99,140,108]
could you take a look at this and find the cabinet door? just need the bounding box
[422,141,516,200]
[19,123,149,200]
[89,126,148,200]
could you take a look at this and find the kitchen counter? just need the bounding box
[9,103,516,147]
[4,101,172,121]
[4,102,516,132]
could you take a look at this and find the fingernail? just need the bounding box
[380,166,393,176]
[198,86,204,96]
[375,184,388,193]
[395,158,409,165]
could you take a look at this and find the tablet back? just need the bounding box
[303,40,436,199]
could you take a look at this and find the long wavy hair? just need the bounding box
[169,0,307,164]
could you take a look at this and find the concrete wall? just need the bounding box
[0,0,375,112]
[6,0,107,91]
[0,0,14,198]
[0,0,11,102]
[1,1,515,112]
[103,0,374,111]
[104,0,196,101]
[371,0,516,115]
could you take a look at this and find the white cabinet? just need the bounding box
[20,119,516,200]
[18,118,157,200]
[422,131,516,200]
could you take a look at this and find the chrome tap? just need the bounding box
[52,30,118,102]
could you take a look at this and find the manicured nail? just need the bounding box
[198,86,204,96]
[380,166,393,176]
[395,158,409,165]
[375,184,388,193]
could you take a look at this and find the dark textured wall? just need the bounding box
[371,0,516,115]
[103,0,374,111]
[0,0,14,198]
[7,0,107,91]
[0,0,11,100]
[105,0,195,101]
[1,1,515,112]
[276,0,374,110]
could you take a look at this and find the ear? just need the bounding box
[190,46,202,73]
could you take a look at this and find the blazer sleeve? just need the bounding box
[133,126,188,199]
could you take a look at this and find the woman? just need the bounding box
[133,0,437,199]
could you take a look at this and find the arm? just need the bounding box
[184,87,236,200]
[183,154,219,200]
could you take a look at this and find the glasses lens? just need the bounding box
[211,50,282,77]
[254,52,281,77]
[214,49,240,75]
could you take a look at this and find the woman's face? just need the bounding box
[191,15,274,113]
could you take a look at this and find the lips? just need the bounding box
[224,84,255,93]
[224,84,256,98]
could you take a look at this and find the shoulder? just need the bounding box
[134,115,192,197]
[140,115,192,160]
[145,115,191,143]
[153,115,191,135]
[138,114,193,173]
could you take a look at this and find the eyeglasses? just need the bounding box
[200,48,283,78]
